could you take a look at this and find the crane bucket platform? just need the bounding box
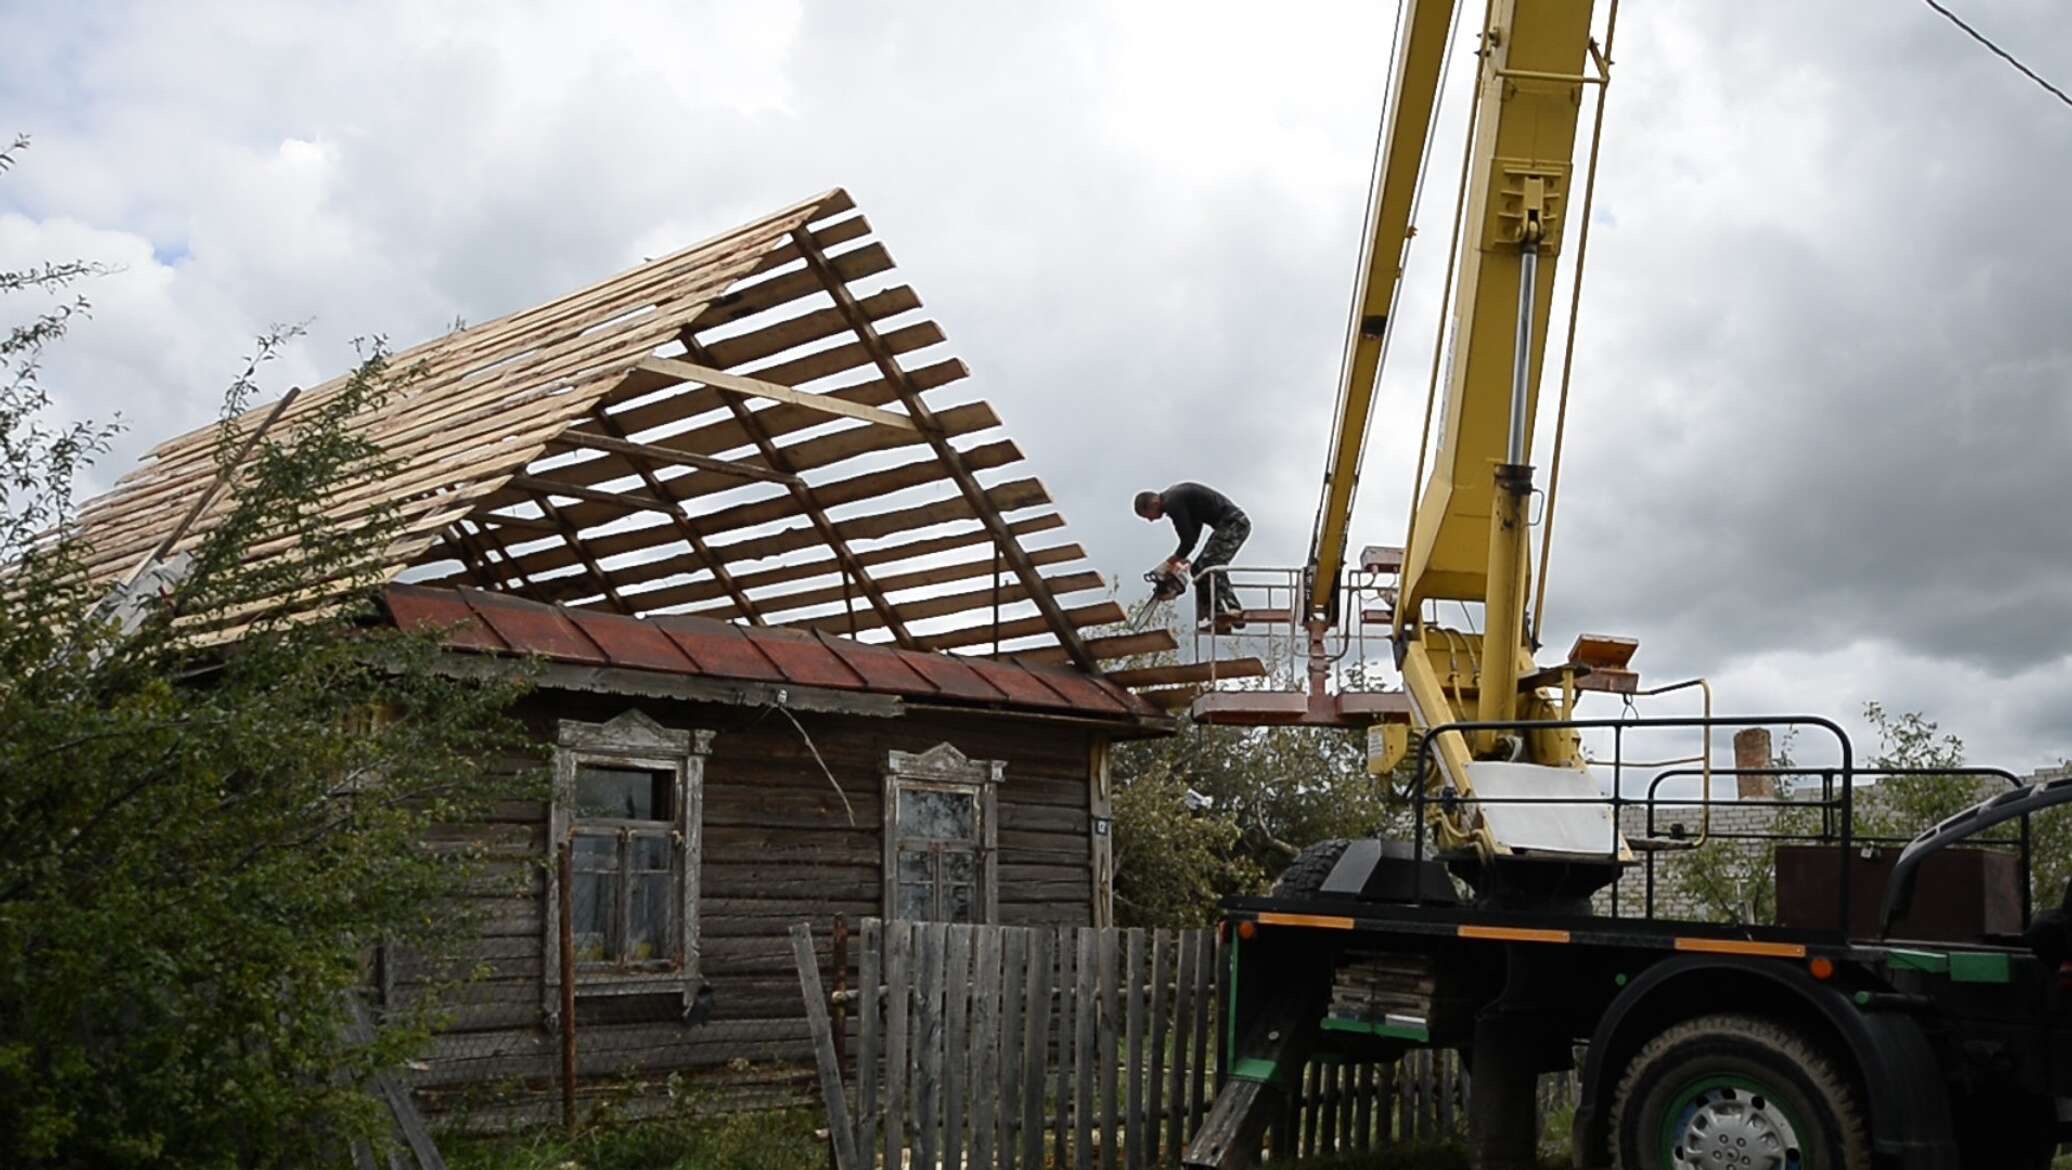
[1171,545,1415,733]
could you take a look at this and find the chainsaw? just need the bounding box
[1125,561,1190,632]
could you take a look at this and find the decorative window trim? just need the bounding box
[882,743,1003,925]
[542,710,713,1025]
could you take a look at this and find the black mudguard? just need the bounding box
[1571,955,1958,1170]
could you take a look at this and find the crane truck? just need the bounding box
[1172,3,2072,1168]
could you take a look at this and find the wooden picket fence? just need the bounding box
[791,919,1549,1170]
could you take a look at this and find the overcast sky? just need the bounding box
[5,0,2071,773]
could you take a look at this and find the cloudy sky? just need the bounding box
[4,0,2070,772]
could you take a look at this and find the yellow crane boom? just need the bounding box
[1305,0,1618,860]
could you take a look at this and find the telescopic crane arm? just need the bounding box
[1304,0,1619,860]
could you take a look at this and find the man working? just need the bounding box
[1134,482,1250,629]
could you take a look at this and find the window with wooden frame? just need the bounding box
[543,711,711,1021]
[883,744,1002,925]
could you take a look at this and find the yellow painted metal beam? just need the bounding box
[1307,0,1461,617]
[1398,0,1597,613]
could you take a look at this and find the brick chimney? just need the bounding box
[1734,728,1774,799]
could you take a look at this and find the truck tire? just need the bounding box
[1272,839,1350,897]
[1608,1013,1870,1170]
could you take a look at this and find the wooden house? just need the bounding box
[71,190,1258,1124]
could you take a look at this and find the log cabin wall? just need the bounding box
[403,685,1104,1129]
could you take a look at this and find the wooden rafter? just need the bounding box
[581,403,767,626]
[440,525,502,590]
[636,357,917,433]
[679,332,919,649]
[507,474,667,515]
[789,226,1100,673]
[466,518,546,601]
[532,494,632,614]
[470,511,561,535]
[544,428,803,486]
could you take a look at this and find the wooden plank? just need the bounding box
[784,570,1107,638]
[917,922,948,1170]
[885,922,912,1170]
[1020,928,1053,1170]
[545,428,803,485]
[521,381,988,513]
[858,919,882,1160]
[1189,930,1213,1136]
[697,477,1049,574]
[791,923,860,1170]
[724,542,1083,623]
[639,356,919,432]
[1073,928,1097,1170]
[1097,928,1119,1170]
[1146,932,1170,1168]
[1340,1059,1356,1152]
[918,601,1126,653]
[1437,1047,1455,1135]
[1016,629,1179,668]
[1123,928,1145,1170]
[584,404,765,626]
[791,226,1097,672]
[689,337,920,649]
[1300,1062,1320,1156]
[1384,1060,1400,1143]
[970,926,1004,1170]
[944,925,973,1170]
[508,472,665,513]
[1103,658,1268,690]
[1167,932,1194,1161]
[1053,927,1075,1164]
[998,928,1028,1170]
[603,512,1066,612]
[1356,1062,1374,1153]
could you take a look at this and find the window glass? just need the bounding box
[897,849,931,884]
[575,765,671,821]
[570,834,619,962]
[897,788,976,841]
[897,881,934,922]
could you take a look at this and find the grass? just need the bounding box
[443,1108,827,1170]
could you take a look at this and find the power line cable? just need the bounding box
[1919,0,2072,110]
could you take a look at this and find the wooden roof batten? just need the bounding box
[786,225,1100,675]
[677,330,917,648]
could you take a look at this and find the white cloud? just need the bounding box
[6,0,2071,768]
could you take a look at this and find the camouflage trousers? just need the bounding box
[1193,512,1250,619]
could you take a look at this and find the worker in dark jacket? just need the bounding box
[1134,482,1250,628]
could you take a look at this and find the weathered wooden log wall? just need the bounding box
[393,689,1098,1131]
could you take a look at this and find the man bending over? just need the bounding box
[1133,482,1250,629]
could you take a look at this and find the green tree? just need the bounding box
[0,137,533,1169]
[1105,604,1413,925]
[1674,703,2069,924]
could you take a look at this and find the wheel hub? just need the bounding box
[1670,1084,1802,1169]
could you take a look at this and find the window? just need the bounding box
[544,711,712,1022]
[884,744,1001,924]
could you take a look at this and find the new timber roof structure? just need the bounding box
[74,189,1251,694]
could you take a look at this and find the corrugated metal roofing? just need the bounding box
[384,584,1157,721]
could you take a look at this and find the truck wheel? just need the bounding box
[1609,1014,1870,1170]
[1272,839,1350,897]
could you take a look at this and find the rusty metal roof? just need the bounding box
[385,584,1161,722]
